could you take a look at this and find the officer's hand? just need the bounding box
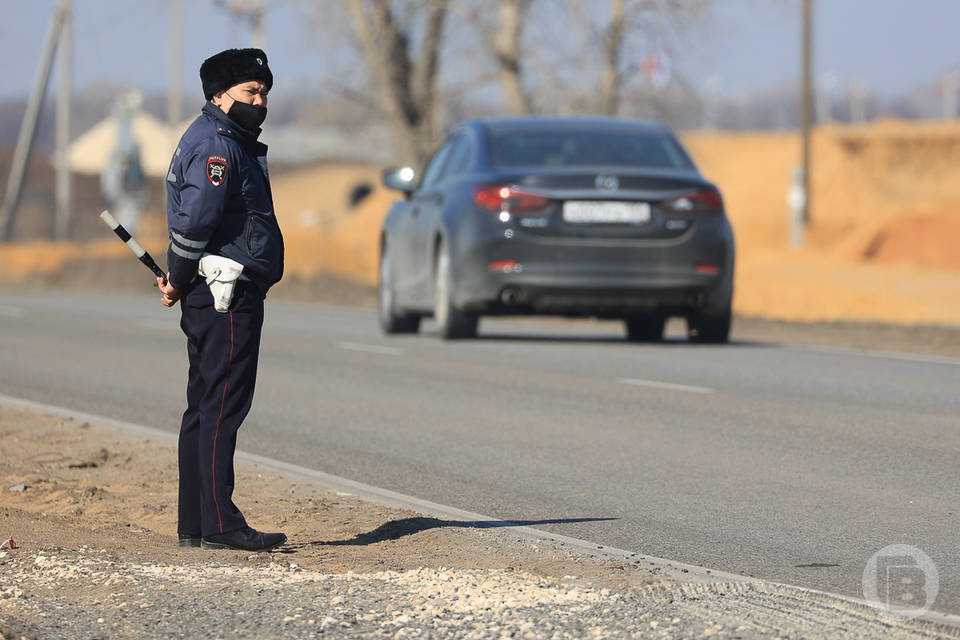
[158,274,182,308]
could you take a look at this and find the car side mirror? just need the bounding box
[382,166,417,197]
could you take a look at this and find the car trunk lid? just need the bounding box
[489,168,721,240]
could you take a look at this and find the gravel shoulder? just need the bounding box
[1,406,957,639]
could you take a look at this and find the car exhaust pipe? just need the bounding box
[500,288,522,305]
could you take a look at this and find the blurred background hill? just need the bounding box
[2,0,959,328]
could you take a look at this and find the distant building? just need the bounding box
[67,108,188,178]
[68,109,395,176]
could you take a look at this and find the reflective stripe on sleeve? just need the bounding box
[169,242,203,260]
[170,229,207,249]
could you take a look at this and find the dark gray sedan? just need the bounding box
[378,117,735,342]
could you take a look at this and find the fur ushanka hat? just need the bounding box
[200,48,273,100]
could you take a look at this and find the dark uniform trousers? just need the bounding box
[177,278,265,537]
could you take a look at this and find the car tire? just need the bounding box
[624,314,665,342]
[378,244,420,334]
[688,308,731,344]
[433,240,478,340]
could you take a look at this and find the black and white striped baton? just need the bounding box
[98,210,167,283]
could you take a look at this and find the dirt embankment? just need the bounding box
[683,119,960,325]
[2,119,960,328]
[684,119,960,264]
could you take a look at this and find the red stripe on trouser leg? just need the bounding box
[211,309,235,533]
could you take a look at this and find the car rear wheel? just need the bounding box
[378,244,420,334]
[624,314,665,342]
[688,308,731,344]
[433,240,478,340]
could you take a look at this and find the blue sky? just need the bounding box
[1,0,958,102]
[689,0,960,99]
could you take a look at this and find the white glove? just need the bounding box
[198,254,244,313]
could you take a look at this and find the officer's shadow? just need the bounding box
[280,516,616,551]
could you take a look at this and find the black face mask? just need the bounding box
[226,96,267,130]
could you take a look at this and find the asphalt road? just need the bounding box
[1,291,958,615]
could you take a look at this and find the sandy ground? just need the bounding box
[0,406,660,638]
[2,407,959,639]
[0,406,655,583]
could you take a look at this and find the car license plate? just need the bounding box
[562,201,651,224]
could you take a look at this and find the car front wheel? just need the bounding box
[433,240,478,340]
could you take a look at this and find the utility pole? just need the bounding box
[793,0,814,248]
[1,2,67,242]
[213,0,266,49]
[54,0,72,240]
[169,0,182,130]
[800,0,812,226]
[166,0,183,213]
[251,0,266,50]
[943,70,959,119]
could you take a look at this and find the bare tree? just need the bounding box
[460,0,535,114]
[570,0,711,115]
[599,0,627,115]
[306,0,713,158]
[346,0,449,168]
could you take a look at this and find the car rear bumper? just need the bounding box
[452,230,734,316]
[458,271,728,316]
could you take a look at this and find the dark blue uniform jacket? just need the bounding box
[166,102,284,292]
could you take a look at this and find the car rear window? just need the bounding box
[491,129,694,169]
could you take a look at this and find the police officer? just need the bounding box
[158,48,285,552]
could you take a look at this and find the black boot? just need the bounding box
[201,525,287,551]
[178,534,202,548]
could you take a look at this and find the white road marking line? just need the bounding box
[785,344,960,367]
[618,377,715,394]
[0,306,25,318]
[336,341,404,356]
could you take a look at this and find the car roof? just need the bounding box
[456,116,673,136]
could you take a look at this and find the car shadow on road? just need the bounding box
[288,516,617,549]
[468,333,771,348]
[471,333,627,343]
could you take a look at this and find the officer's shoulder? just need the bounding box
[179,116,215,152]
[204,117,246,153]
[183,122,240,161]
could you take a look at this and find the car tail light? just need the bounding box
[473,185,549,213]
[662,187,723,213]
[488,259,521,273]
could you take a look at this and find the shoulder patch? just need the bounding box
[206,155,228,186]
